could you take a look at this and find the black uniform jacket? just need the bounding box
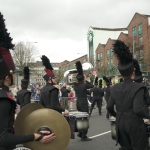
[107,79,150,143]
[90,87,104,100]
[73,81,94,112]
[103,86,111,103]
[16,89,31,109]
[0,85,34,150]
[40,83,65,113]
[61,87,70,97]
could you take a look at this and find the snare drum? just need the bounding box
[144,119,150,137]
[64,111,89,139]
[109,116,116,140]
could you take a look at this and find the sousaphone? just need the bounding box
[14,103,70,150]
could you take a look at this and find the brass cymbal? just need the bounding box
[21,109,70,150]
[14,103,44,134]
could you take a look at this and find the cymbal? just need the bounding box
[14,103,44,134]
[21,109,70,150]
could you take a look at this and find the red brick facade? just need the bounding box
[95,12,150,79]
[59,55,87,73]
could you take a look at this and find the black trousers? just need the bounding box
[90,98,102,114]
[118,119,149,150]
[78,129,88,139]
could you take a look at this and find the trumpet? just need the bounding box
[64,62,94,85]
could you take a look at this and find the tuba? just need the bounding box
[64,62,93,85]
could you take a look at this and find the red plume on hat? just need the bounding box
[0,12,16,79]
[41,55,55,79]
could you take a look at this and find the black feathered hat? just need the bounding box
[21,66,30,85]
[103,76,111,86]
[41,55,56,81]
[98,79,102,88]
[94,76,98,85]
[113,40,134,77]
[75,61,84,82]
[0,12,16,79]
[133,59,143,83]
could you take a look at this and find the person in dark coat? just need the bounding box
[89,77,104,116]
[0,13,55,150]
[16,67,31,109]
[103,76,111,118]
[133,59,150,107]
[61,83,70,109]
[73,61,94,141]
[40,55,69,115]
[107,40,150,150]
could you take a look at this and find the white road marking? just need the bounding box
[89,131,111,139]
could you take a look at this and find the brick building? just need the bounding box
[59,55,88,83]
[94,12,150,82]
[59,55,87,72]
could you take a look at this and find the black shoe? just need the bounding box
[77,134,82,138]
[99,113,102,115]
[81,137,92,141]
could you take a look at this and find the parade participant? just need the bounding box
[16,67,31,109]
[73,61,94,141]
[89,77,104,116]
[107,40,150,150]
[0,12,55,150]
[61,83,70,109]
[133,59,150,112]
[40,55,69,114]
[103,76,111,118]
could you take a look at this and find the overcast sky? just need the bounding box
[0,0,150,62]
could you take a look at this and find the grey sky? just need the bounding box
[0,0,150,62]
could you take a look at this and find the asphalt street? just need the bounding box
[67,107,120,150]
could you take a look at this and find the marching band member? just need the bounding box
[107,40,150,150]
[40,55,69,115]
[103,76,111,119]
[0,12,55,150]
[73,61,94,141]
[89,77,104,116]
[133,59,150,107]
[16,66,31,109]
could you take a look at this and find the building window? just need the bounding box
[107,59,110,67]
[138,24,142,34]
[110,48,113,56]
[99,61,103,67]
[140,50,144,58]
[139,36,143,46]
[100,52,103,59]
[107,50,110,57]
[132,27,136,36]
[110,58,114,66]
[97,53,100,60]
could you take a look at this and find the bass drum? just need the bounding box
[109,116,116,140]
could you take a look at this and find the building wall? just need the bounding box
[59,55,88,73]
[93,12,150,80]
[87,27,128,61]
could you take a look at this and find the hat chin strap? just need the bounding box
[49,77,54,85]
[10,74,13,86]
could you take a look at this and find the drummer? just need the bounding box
[73,61,94,141]
[0,12,55,150]
[40,55,69,115]
[107,40,150,150]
